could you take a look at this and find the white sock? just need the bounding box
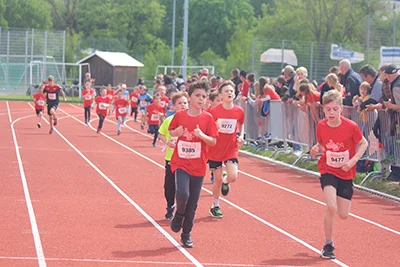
[213,198,220,207]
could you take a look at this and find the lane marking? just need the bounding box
[30,104,202,267]
[7,103,46,267]
[0,255,301,266]
[61,106,348,267]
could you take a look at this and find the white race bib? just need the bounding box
[131,97,138,102]
[37,100,45,106]
[84,94,92,100]
[217,118,237,134]
[140,100,148,107]
[178,141,201,159]
[48,93,56,100]
[151,114,160,121]
[160,101,166,108]
[326,150,350,168]
[108,95,113,99]
[118,107,127,114]
[99,103,108,110]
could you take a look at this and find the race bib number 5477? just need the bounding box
[326,150,349,168]
[177,141,201,159]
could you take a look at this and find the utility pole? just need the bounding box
[171,0,176,68]
[182,0,189,79]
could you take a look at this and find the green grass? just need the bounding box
[0,95,83,103]
[241,145,400,198]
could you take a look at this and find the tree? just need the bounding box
[0,0,52,29]
[188,0,255,58]
[198,49,226,76]
[47,0,79,35]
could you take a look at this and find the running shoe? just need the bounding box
[53,117,57,126]
[209,206,223,218]
[37,123,41,128]
[221,171,230,196]
[141,123,144,130]
[97,128,101,134]
[165,207,174,220]
[171,213,184,233]
[49,128,53,134]
[180,233,194,248]
[321,244,336,259]
[117,130,121,135]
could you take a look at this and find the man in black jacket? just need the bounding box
[339,59,363,106]
[231,68,241,98]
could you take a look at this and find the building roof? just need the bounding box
[76,51,144,67]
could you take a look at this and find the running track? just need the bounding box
[1,101,399,267]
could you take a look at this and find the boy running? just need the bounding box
[32,84,46,128]
[146,95,164,146]
[169,81,218,248]
[129,86,139,121]
[310,90,368,259]
[113,90,130,135]
[82,81,96,124]
[43,75,66,134]
[208,81,244,218]
[158,92,189,219]
[138,86,153,129]
[94,86,112,134]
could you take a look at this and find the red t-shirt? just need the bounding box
[44,84,61,102]
[146,103,164,125]
[317,117,363,180]
[241,81,250,97]
[114,99,129,117]
[169,110,218,176]
[95,96,111,117]
[306,91,320,103]
[129,92,139,108]
[159,96,170,110]
[33,92,46,110]
[208,104,245,161]
[264,89,281,100]
[107,89,115,101]
[82,89,96,107]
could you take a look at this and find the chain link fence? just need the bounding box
[0,27,65,96]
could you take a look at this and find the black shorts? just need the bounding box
[47,103,58,115]
[147,124,159,134]
[320,173,354,200]
[208,158,239,171]
[35,109,44,115]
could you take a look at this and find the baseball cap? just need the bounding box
[384,64,399,74]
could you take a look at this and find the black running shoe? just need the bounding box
[170,213,184,233]
[37,123,41,128]
[165,207,174,220]
[209,206,223,218]
[117,130,121,135]
[49,128,53,134]
[180,233,194,248]
[321,244,336,259]
[53,117,57,126]
[141,124,144,130]
[221,182,230,196]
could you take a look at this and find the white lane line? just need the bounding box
[33,104,202,267]
[111,110,400,237]
[0,256,300,267]
[60,106,348,267]
[6,101,12,123]
[7,104,46,267]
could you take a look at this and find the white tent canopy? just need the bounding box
[260,49,298,66]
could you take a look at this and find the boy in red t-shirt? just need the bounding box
[113,90,130,135]
[310,90,368,260]
[32,84,46,128]
[93,86,111,133]
[82,81,96,124]
[208,81,244,218]
[169,81,218,248]
[129,86,139,121]
[156,86,170,115]
[205,90,221,113]
[146,95,164,147]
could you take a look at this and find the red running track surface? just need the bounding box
[1,101,399,267]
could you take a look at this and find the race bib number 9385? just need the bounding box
[177,141,201,159]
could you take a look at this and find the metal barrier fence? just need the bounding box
[241,99,400,184]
